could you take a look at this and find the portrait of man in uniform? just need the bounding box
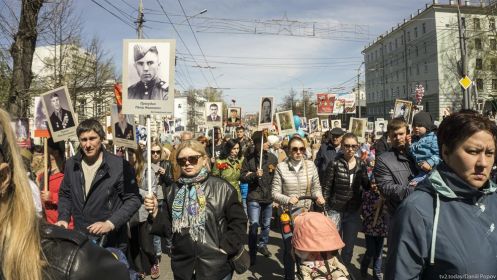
[48,92,75,132]
[114,106,134,140]
[127,45,168,100]
[226,107,241,127]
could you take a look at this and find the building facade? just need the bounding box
[363,0,497,120]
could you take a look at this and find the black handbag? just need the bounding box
[229,246,250,274]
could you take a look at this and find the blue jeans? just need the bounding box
[361,235,384,280]
[247,201,272,263]
[339,210,362,265]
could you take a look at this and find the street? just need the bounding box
[157,226,373,279]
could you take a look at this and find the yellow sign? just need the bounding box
[459,76,472,90]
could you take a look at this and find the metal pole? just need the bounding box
[302,87,306,119]
[357,62,364,118]
[457,0,470,109]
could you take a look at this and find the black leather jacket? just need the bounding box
[323,155,369,212]
[158,159,174,188]
[41,224,130,280]
[150,175,247,280]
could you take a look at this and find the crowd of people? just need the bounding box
[1,107,497,280]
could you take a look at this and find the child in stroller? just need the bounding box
[292,211,350,280]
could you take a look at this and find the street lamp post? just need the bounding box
[357,61,365,118]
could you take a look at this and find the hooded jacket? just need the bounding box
[385,162,497,279]
[410,131,440,168]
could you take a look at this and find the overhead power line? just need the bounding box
[90,0,136,30]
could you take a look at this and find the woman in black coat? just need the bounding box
[145,140,247,280]
[322,133,369,266]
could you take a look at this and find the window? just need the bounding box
[475,38,482,50]
[395,38,398,49]
[490,18,496,30]
[422,23,426,34]
[424,61,428,73]
[424,42,427,53]
[407,31,411,42]
[493,79,497,90]
[425,80,428,91]
[403,85,406,96]
[490,39,496,50]
[416,64,420,75]
[491,59,497,71]
[415,46,419,57]
[476,58,483,70]
[476,79,484,90]
[474,18,481,30]
[401,35,404,44]
[389,42,392,52]
[414,27,418,38]
[396,71,399,81]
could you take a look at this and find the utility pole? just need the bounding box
[357,62,364,118]
[381,42,387,119]
[403,28,410,100]
[302,88,306,119]
[136,0,145,39]
[457,0,470,109]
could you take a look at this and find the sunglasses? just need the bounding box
[177,155,203,166]
[343,144,359,150]
[291,147,306,153]
[151,150,161,155]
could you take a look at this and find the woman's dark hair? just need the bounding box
[76,118,105,140]
[438,110,497,156]
[219,139,242,159]
[47,138,65,159]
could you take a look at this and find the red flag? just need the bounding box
[114,83,122,106]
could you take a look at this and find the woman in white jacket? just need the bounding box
[272,136,325,280]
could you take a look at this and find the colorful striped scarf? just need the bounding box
[171,167,209,243]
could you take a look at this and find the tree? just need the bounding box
[8,0,44,117]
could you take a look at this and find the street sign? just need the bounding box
[459,76,472,90]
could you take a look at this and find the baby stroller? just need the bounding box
[292,211,352,280]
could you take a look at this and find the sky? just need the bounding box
[75,0,429,115]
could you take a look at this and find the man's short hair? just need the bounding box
[230,109,237,113]
[77,118,106,140]
[235,126,245,132]
[134,45,158,62]
[387,117,408,135]
[51,93,59,99]
[210,103,218,109]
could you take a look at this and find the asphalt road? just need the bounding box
[155,226,377,280]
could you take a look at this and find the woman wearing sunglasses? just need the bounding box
[144,140,247,280]
[322,133,369,267]
[272,136,325,280]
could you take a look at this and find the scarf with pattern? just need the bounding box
[171,167,209,243]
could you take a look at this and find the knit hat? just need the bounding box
[292,212,345,252]
[412,111,435,130]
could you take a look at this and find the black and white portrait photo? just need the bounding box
[309,118,319,133]
[205,102,223,127]
[111,104,136,149]
[33,97,50,138]
[258,97,274,127]
[123,39,176,115]
[41,86,77,142]
[321,119,329,131]
[349,117,367,139]
[331,119,342,129]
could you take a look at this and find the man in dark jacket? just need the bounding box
[240,130,278,265]
[56,119,141,251]
[373,117,417,218]
[315,127,344,183]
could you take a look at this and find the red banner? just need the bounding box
[114,83,122,106]
[316,93,336,115]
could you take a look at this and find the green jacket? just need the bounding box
[212,158,243,201]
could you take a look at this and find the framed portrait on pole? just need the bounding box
[276,110,296,136]
[122,39,176,115]
[258,96,274,129]
[40,86,78,142]
[349,117,367,139]
[308,118,320,133]
[111,104,137,149]
[205,102,223,128]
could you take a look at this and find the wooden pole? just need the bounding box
[43,138,48,192]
